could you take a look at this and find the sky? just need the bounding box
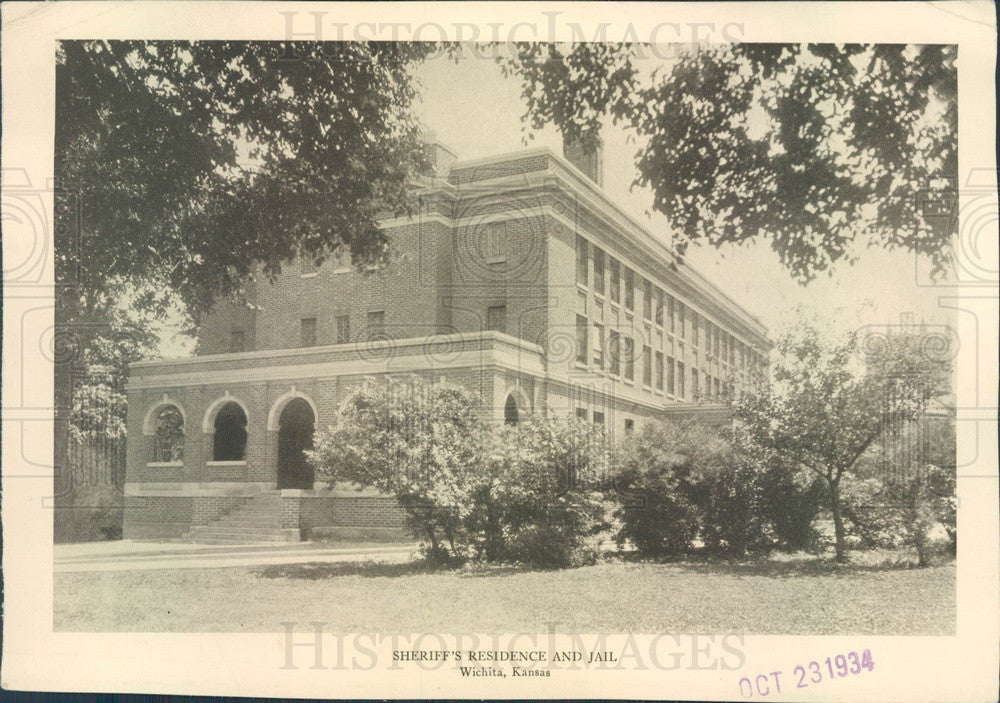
[156,48,956,358]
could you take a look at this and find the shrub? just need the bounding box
[479,416,611,568]
[309,376,487,562]
[756,458,825,552]
[696,440,770,556]
[609,421,714,557]
[54,484,124,543]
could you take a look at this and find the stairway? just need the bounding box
[184,492,292,544]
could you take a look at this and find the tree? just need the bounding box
[54,41,433,535]
[500,43,957,281]
[734,322,952,562]
[308,377,486,561]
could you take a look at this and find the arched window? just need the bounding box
[152,405,184,462]
[504,394,519,425]
[212,401,247,461]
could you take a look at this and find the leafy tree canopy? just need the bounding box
[500,43,957,281]
[56,40,432,319]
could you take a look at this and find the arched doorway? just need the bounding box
[277,397,316,489]
[212,401,247,461]
[504,394,519,425]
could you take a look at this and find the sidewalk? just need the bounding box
[54,539,421,573]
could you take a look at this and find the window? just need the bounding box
[609,258,620,304]
[152,405,184,462]
[642,278,652,320]
[575,235,588,285]
[705,374,713,399]
[678,303,686,339]
[692,368,700,399]
[655,288,664,326]
[715,377,721,398]
[623,336,635,381]
[666,356,675,395]
[642,345,652,386]
[593,248,605,295]
[229,330,246,353]
[504,394,519,425]
[593,322,605,369]
[212,402,247,461]
[668,295,675,333]
[576,407,589,420]
[625,268,635,310]
[692,312,700,346]
[593,411,605,425]
[575,315,588,364]
[655,351,664,390]
[609,330,621,376]
[367,311,386,336]
[487,305,507,333]
[300,317,317,347]
[677,361,686,398]
[335,315,350,344]
[624,418,635,434]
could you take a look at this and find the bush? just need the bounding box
[697,443,770,556]
[609,421,715,557]
[309,376,487,561]
[55,484,123,543]
[475,416,611,568]
[756,459,825,552]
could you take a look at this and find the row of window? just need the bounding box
[576,234,765,371]
[230,311,386,352]
[574,313,744,400]
[151,401,247,463]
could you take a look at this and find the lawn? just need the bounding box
[54,552,955,635]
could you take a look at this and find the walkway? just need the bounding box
[54,539,420,573]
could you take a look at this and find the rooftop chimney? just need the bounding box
[418,131,457,179]
[562,132,604,188]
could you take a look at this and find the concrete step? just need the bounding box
[214,515,282,524]
[187,526,283,536]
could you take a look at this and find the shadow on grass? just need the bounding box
[254,560,440,580]
[255,559,533,581]
[614,551,951,579]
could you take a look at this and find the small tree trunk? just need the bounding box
[829,479,847,563]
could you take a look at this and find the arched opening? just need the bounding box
[504,394,520,425]
[152,405,184,462]
[277,397,316,489]
[212,401,247,461]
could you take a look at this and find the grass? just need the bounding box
[54,550,955,635]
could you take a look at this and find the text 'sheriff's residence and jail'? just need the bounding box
[123,137,772,542]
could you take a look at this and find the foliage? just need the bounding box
[734,321,953,561]
[844,412,956,565]
[696,432,772,556]
[756,455,826,552]
[308,376,487,562]
[609,421,717,556]
[480,417,612,568]
[56,40,433,319]
[500,43,956,281]
[54,484,124,543]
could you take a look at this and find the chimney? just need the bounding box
[562,132,604,188]
[418,131,457,179]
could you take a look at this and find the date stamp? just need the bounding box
[737,649,875,698]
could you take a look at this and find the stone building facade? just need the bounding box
[123,139,771,542]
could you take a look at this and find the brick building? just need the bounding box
[123,138,771,542]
